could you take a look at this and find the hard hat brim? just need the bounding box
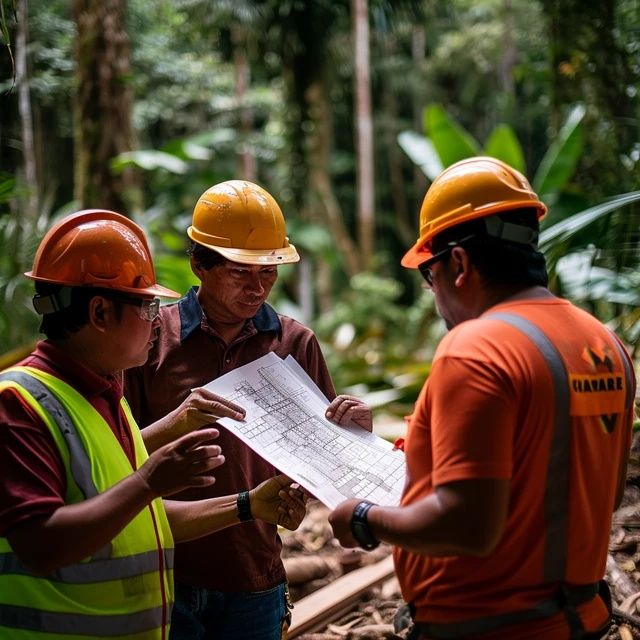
[196,243,301,266]
[401,242,434,269]
[24,271,182,299]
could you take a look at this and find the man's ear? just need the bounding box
[88,296,109,331]
[450,247,472,288]
[190,255,204,279]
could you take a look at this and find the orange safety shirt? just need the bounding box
[393,297,636,640]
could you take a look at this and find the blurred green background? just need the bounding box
[1,0,639,429]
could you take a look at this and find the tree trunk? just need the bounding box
[15,0,38,222]
[411,23,428,200]
[306,80,360,278]
[381,33,414,249]
[352,0,374,270]
[498,0,516,120]
[72,0,138,213]
[232,23,256,181]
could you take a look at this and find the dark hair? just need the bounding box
[187,242,226,271]
[431,208,548,287]
[35,283,124,340]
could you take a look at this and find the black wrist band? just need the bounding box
[237,490,253,522]
[350,500,379,550]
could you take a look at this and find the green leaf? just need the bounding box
[539,191,640,251]
[397,131,443,181]
[111,150,189,174]
[533,103,585,198]
[483,125,526,172]
[423,104,481,167]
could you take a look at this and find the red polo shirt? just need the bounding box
[0,341,135,536]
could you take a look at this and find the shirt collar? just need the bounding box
[179,286,281,342]
[23,340,121,400]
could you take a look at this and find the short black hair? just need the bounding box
[187,242,226,271]
[35,283,124,340]
[430,208,548,287]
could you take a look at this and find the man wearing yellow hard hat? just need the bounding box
[329,157,636,640]
[125,180,373,640]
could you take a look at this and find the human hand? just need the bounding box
[325,395,373,432]
[328,499,361,547]
[168,388,246,437]
[250,474,308,530]
[137,428,224,497]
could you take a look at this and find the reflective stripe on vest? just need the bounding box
[418,312,634,639]
[0,368,174,639]
[0,603,165,637]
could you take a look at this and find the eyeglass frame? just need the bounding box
[417,234,476,288]
[105,294,161,322]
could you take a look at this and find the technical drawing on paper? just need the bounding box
[203,352,405,509]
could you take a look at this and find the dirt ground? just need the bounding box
[280,435,640,639]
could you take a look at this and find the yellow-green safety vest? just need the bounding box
[0,366,174,640]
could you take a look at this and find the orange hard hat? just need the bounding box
[25,209,180,298]
[402,156,547,268]
[188,180,300,265]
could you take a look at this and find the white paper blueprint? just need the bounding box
[202,352,405,509]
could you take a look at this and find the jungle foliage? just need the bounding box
[1,0,638,413]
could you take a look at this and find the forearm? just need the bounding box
[141,411,185,453]
[8,472,155,574]
[164,495,240,542]
[367,481,509,557]
[367,499,481,556]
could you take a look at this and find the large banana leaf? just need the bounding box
[539,190,640,251]
[423,104,481,167]
[484,124,526,173]
[533,103,585,198]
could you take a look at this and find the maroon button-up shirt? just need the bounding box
[124,288,336,591]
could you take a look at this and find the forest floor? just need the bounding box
[280,433,640,640]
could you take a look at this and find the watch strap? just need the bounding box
[350,500,379,550]
[237,490,253,522]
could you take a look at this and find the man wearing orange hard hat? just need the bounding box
[125,180,373,640]
[329,157,636,640]
[0,209,306,639]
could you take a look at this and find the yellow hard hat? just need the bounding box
[402,156,547,268]
[188,180,300,265]
[26,209,180,298]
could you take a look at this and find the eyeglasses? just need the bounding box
[417,235,475,288]
[108,295,161,322]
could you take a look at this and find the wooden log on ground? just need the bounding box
[288,555,395,638]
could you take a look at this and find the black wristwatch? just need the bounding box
[350,500,380,550]
[237,490,254,522]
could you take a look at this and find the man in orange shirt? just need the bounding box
[329,157,637,639]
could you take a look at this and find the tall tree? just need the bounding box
[15,0,38,221]
[72,0,138,212]
[352,0,374,269]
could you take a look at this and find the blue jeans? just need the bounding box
[169,581,290,640]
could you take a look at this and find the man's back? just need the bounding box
[394,296,634,637]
